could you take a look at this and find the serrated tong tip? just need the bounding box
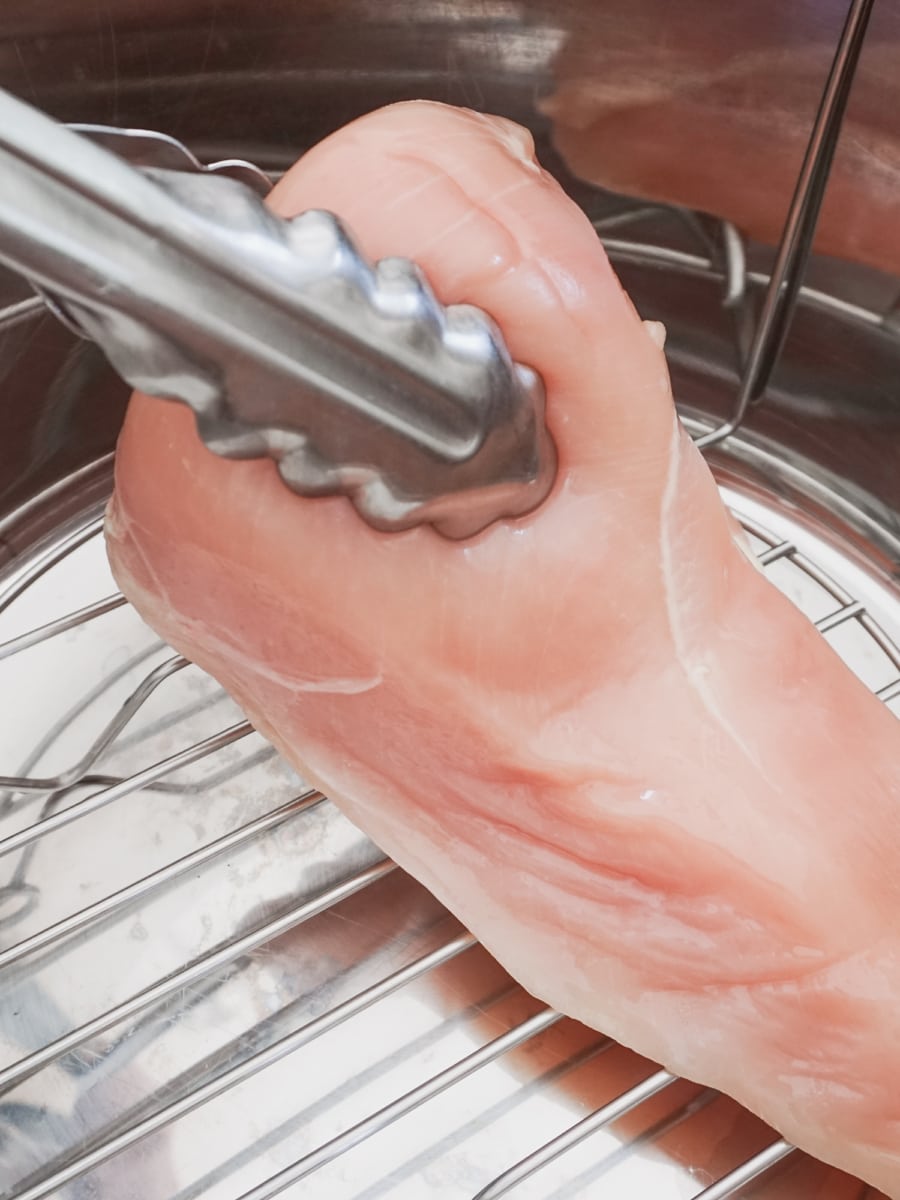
[0,88,557,539]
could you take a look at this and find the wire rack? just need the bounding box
[0,483,896,1199]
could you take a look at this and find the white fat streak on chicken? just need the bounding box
[104,493,177,614]
[184,630,383,695]
[641,317,762,576]
[658,414,770,776]
[110,530,384,699]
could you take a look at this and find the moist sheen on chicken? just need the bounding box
[105,101,900,1196]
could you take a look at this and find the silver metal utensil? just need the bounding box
[0,88,557,540]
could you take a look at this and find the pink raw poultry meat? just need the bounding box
[105,101,900,1195]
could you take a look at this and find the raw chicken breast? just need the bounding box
[105,100,900,1196]
[542,0,900,275]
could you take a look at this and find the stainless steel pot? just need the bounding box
[0,4,898,1197]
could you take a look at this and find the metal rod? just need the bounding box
[0,515,104,616]
[0,593,126,660]
[0,653,188,791]
[697,0,876,449]
[602,236,891,332]
[793,548,861,606]
[472,1069,677,1199]
[719,221,748,309]
[0,720,252,858]
[740,518,900,684]
[725,511,900,699]
[0,789,324,972]
[0,294,45,329]
[816,600,866,633]
[7,931,475,1200]
[0,857,396,1096]
[691,1140,795,1198]
[237,1009,564,1200]
[0,640,162,811]
[757,541,795,566]
[858,610,900,675]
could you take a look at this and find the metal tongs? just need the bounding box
[0,88,556,539]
